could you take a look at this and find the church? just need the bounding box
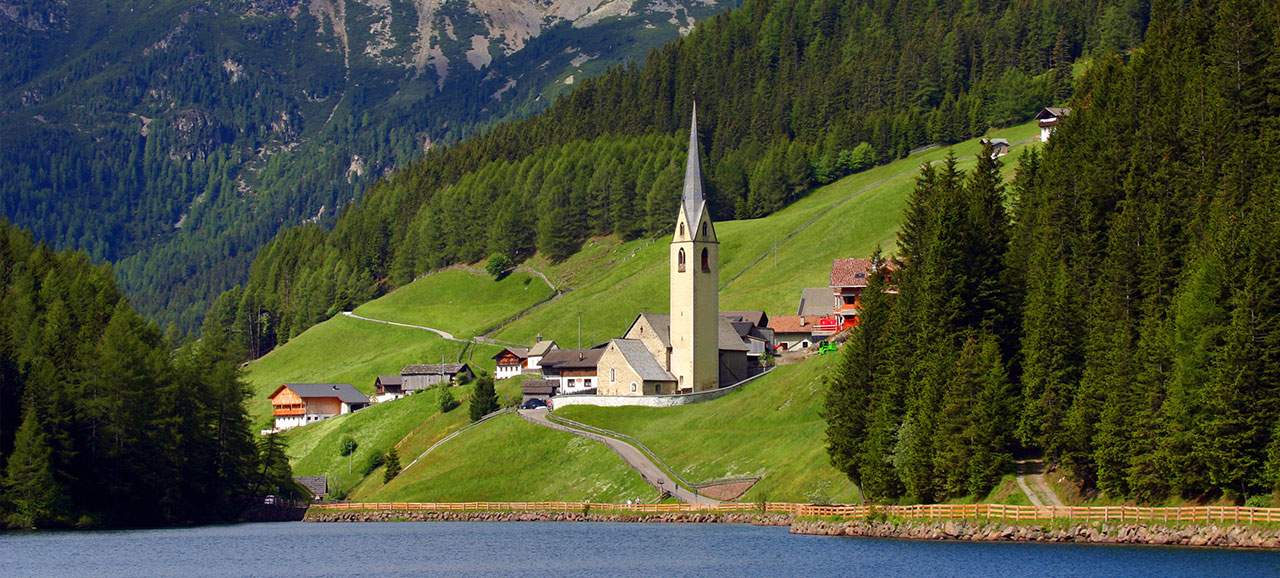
[594,106,755,396]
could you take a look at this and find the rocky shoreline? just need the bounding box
[305,509,792,526]
[307,508,1280,548]
[790,518,1280,549]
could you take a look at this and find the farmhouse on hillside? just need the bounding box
[401,363,475,391]
[268,383,369,432]
[1036,107,1071,142]
[538,348,605,394]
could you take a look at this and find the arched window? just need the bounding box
[679,223,685,237]
[701,248,710,272]
[610,368,616,383]
[678,248,686,272]
[631,382,638,393]
[701,222,707,239]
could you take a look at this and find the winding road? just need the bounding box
[518,408,719,505]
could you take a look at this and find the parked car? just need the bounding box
[520,398,547,410]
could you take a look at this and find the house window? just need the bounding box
[701,248,710,272]
[631,382,637,393]
[678,249,686,272]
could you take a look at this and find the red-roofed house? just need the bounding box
[829,257,895,330]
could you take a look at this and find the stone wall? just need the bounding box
[551,368,774,408]
[306,509,792,526]
[790,518,1280,548]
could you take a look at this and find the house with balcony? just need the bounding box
[538,348,605,394]
[268,383,369,432]
[1036,107,1071,142]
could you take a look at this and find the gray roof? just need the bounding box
[281,383,368,404]
[630,312,748,352]
[376,375,402,386]
[539,349,604,370]
[401,363,472,376]
[521,379,558,395]
[528,341,557,357]
[984,138,1009,146]
[492,347,529,360]
[798,287,831,316]
[721,310,768,328]
[1036,107,1071,120]
[718,317,750,352]
[631,313,672,349]
[680,103,707,227]
[611,339,677,381]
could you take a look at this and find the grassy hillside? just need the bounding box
[368,413,654,503]
[352,269,555,336]
[243,268,546,426]
[255,123,1041,502]
[492,121,1040,347]
[284,378,523,497]
[556,356,859,503]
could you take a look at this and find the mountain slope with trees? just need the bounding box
[824,0,1280,505]
[0,220,277,528]
[212,0,1135,360]
[0,0,738,334]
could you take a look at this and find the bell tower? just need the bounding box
[669,103,719,393]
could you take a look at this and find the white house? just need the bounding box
[1036,107,1071,142]
[268,383,368,432]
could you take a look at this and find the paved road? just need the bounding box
[1016,459,1066,508]
[342,311,461,341]
[518,408,719,505]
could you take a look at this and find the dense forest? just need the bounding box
[0,0,733,334]
[825,0,1280,504]
[0,220,294,528]
[210,0,1139,358]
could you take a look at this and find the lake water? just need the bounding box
[3,521,1279,577]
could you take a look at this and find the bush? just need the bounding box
[439,386,456,413]
[338,435,358,457]
[362,452,385,476]
[486,254,513,278]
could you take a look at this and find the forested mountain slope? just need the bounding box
[824,0,1280,505]
[0,0,736,332]
[210,0,1141,359]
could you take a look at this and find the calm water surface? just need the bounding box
[2,521,1279,577]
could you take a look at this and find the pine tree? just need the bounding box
[383,448,401,484]
[469,372,499,422]
[3,410,64,528]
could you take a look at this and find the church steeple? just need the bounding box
[670,103,719,393]
[681,102,706,226]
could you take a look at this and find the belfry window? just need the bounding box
[678,249,686,272]
[701,248,710,272]
[701,222,707,239]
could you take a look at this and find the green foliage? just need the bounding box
[339,435,358,458]
[486,254,513,278]
[383,448,402,484]
[469,372,499,422]
[439,386,457,414]
[0,220,259,528]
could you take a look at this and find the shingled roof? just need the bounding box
[492,347,529,360]
[274,383,368,404]
[830,258,876,288]
[680,103,707,227]
[528,341,557,357]
[539,348,604,369]
[627,312,748,352]
[769,315,826,334]
[611,339,677,381]
[798,287,831,316]
[401,363,470,376]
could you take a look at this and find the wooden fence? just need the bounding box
[309,501,1280,523]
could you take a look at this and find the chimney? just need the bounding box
[800,317,806,326]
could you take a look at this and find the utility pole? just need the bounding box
[577,311,582,349]
[774,235,778,268]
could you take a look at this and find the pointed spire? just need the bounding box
[681,102,706,223]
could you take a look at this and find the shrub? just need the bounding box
[485,254,513,278]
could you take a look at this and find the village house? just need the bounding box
[371,375,404,403]
[981,137,1010,158]
[829,257,877,330]
[491,347,529,380]
[268,383,369,432]
[401,363,475,392]
[768,315,830,351]
[520,378,559,402]
[1036,107,1071,142]
[526,339,558,372]
[538,348,604,394]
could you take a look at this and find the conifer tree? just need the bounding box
[469,372,499,422]
[3,409,64,528]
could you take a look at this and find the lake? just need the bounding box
[2,521,1279,577]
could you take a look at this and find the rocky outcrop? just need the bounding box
[790,519,1280,549]
[306,509,792,526]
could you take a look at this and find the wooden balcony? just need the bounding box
[273,405,304,417]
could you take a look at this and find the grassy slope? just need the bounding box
[493,121,1040,346]
[370,413,654,503]
[352,269,554,335]
[258,122,1041,502]
[556,355,861,503]
[284,378,524,496]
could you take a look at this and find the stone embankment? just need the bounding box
[306,509,792,526]
[790,518,1280,548]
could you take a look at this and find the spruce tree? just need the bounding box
[383,448,401,484]
[469,372,499,422]
[3,410,64,528]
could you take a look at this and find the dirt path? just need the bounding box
[518,408,719,505]
[341,311,462,341]
[1017,459,1065,508]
